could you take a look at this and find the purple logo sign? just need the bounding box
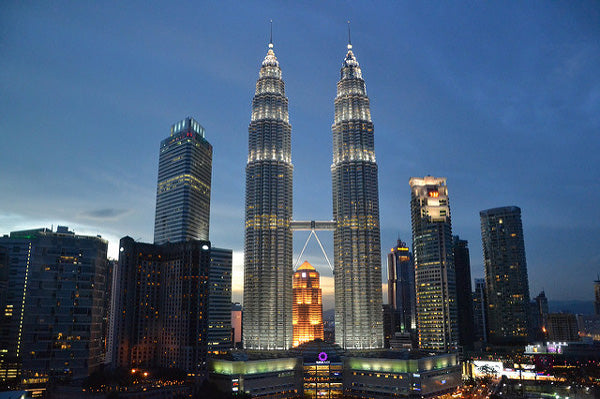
[318,352,328,362]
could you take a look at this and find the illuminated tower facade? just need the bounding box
[480,206,530,344]
[293,261,324,347]
[410,176,458,351]
[332,41,383,349]
[154,117,212,244]
[243,41,294,350]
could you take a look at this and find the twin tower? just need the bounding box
[243,38,383,350]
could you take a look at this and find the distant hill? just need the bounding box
[324,308,335,320]
[325,302,595,319]
[548,300,594,315]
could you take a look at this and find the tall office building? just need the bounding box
[111,237,214,375]
[208,248,233,354]
[595,277,600,315]
[409,177,458,351]
[154,117,212,244]
[332,41,383,350]
[292,262,324,347]
[473,278,488,343]
[231,303,243,348]
[531,291,549,340]
[0,245,10,381]
[243,40,294,350]
[387,240,416,335]
[453,236,475,349]
[102,259,116,365]
[0,227,107,388]
[480,206,531,345]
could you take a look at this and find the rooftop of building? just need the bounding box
[292,339,345,363]
[215,349,299,362]
[5,226,106,243]
[480,206,521,215]
[345,349,455,360]
[296,261,316,272]
[212,344,454,364]
[409,176,447,186]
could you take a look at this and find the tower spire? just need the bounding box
[269,19,273,48]
[347,20,352,49]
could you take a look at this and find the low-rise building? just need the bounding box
[208,343,461,398]
[209,352,303,398]
[344,352,461,398]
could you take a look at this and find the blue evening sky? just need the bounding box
[1,1,599,307]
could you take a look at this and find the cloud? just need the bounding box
[79,208,132,220]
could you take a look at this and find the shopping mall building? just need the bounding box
[208,340,461,398]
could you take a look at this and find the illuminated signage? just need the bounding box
[472,360,503,377]
[428,190,439,198]
[316,352,329,364]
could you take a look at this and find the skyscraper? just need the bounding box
[332,40,383,350]
[243,40,294,350]
[208,247,233,354]
[292,261,324,347]
[453,235,475,349]
[595,277,600,315]
[231,303,243,348]
[480,206,530,345]
[531,291,549,340]
[154,117,212,244]
[111,237,212,374]
[473,278,488,343]
[387,240,416,335]
[0,227,107,389]
[409,176,458,351]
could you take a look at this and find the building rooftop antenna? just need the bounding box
[347,20,352,49]
[269,19,273,48]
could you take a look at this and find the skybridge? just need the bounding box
[290,220,335,272]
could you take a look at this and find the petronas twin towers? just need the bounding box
[243,38,383,350]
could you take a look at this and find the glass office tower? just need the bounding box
[332,42,383,349]
[409,177,458,351]
[387,240,416,335]
[243,41,294,350]
[0,227,107,389]
[453,235,475,348]
[154,117,212,244]
[473,278,488,343]
[480,206,530,345]
[208,247,233,354]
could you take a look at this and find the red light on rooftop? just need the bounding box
[428,191,439,198]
